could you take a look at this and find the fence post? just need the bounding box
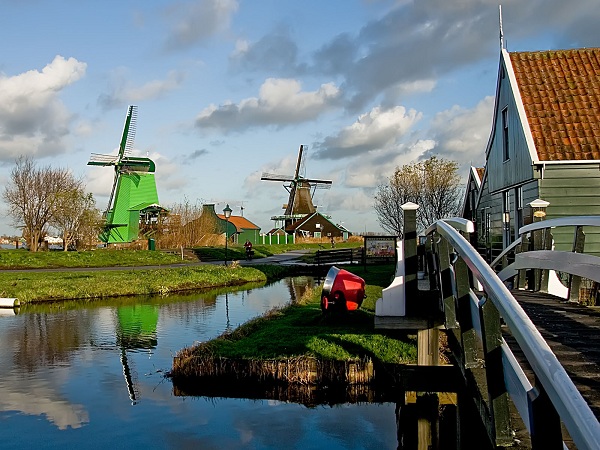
[479,296,512,446]
[528,199,549,292]
[437,238,457,329]
[517,233,528,289]
[402,202,419,303]
[568,226,585,302]
[527,378,563,449]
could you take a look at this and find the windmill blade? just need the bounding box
[118,105,138,160]
[303,178,332,185]
[88,153,120,166]
[105,170,120,214]
[293,144,305,179]
[261,172,294,182]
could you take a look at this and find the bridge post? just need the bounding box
[479,297,512,446]
[517,233,528,289]
[437,239,458,329]
[401,202,419,305]
[454,258,481,369]
[528,199,549,291]
[568,226,585,302]
[527,378,563,449]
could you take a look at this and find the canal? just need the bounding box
[0,277,400,449]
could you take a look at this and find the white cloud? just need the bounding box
[427,95,494,169]
[195,78,341,131]
[98,70,186,110]
[322,190,374,213]
[0,55,86,162]
[314,105,421,159]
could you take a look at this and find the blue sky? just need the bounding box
[1,0,599,236]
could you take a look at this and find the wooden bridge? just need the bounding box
[375,204,600,450]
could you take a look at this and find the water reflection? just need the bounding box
[0,277,462,449]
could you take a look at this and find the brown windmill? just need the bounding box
[261,145,332,228]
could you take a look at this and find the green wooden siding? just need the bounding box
[486,59,536,194]
[539,164,600,256]
[106,172,159,243]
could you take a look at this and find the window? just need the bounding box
[314,232,321,238]
[502,107,509,161]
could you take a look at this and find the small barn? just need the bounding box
[216,213,261,245]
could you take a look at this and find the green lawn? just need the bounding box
[175,263,416,365]
[0,248,184,269]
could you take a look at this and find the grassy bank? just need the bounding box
[0,249,185,269]
[0,265,268,303]
[172,263,417,381]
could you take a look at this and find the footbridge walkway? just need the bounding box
[374,203,600,450]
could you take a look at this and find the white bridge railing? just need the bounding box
[491,216,600,302]
[422,217,600,449]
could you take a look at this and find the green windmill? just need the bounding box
[88,106,162,244]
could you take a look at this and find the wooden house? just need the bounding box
[467,47,600,260]
[285,212,350,240]
[216,213,261,244]
[461,166,485,223]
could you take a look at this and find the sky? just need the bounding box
[1,0,599,237]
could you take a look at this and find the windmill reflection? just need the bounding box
[115,304,159,404]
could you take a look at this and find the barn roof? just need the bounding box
[216,214,260,232]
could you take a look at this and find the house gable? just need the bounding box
[485,49,537,194]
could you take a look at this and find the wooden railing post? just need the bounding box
[528,199,549,292]
[479,296,512,446]
[517,233,529,289]
[454,258,481,369]
[528,378,563,449]
[568,226,585,302]
[402,202,419,303]
[437,238,457,329]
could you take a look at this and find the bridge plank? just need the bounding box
[504,291,600,448]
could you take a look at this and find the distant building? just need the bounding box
[216,212,261,245]
[285,212,350,240]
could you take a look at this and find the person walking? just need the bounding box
[244,239,253,260]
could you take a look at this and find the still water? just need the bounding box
[0,277,398,449]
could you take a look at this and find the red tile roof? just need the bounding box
[510,48,600,161]
[475,167,485,182]
[216,215,260,231]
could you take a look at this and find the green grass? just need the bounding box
[182,263,416,365]
[0,265,267,303]
[0,248,185,269]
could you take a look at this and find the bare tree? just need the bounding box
[50,189,101,251]
[156,198,221,248]
[374,156,462,236]
[3,156,81,252]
